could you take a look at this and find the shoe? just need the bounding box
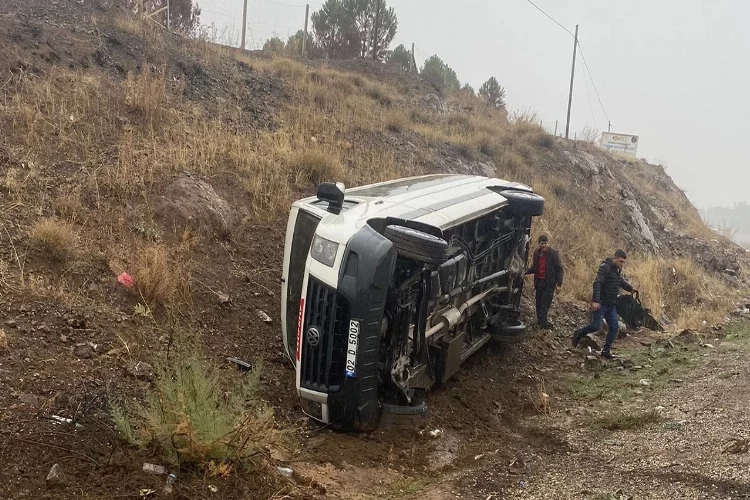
[572,330,582,347]
[600,350,614,360]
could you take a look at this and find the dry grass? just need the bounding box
[626,255,734,329]
[384,110,410,133]
[291,149,345,186]
[133,245,184,306]
[29,218,79,262]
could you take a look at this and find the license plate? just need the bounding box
[345,320,359,378]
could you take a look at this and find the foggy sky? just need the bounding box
[199,0,749,209]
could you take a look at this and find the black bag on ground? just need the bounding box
[616,292,663,332]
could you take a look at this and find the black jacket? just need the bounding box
[526,247,564,288]
[592,258,633,306]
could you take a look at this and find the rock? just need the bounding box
[639,379,651,387]
[158,175,235,240]
[217,292,231,304]
[676,329,698,344]
[276,466,294,478]
[74,343,94,359]
[509,455,529,474]
[18,393,41,406]
[59,335,69,343]
[257,310,272,323]
[126,361,155,381]
[4,319,17,328]
[619,359,635,369]
[578,333,600,350]
[46,463,66,488]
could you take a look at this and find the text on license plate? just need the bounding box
[345,320,359,378]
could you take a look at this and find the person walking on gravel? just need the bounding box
[526,235,564,330]
[572,249,638,359]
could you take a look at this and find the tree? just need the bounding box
[462,83,475,95]
[263,37,286,56]
[311,0,398,60]
[478,77,506,110]
[420,55,460,92]
[388,44,412,71]
[130,0,201,36]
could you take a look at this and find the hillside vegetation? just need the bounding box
[0,3,747,498]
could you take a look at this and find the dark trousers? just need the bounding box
[579,305,619,352]
[535,280,555,328]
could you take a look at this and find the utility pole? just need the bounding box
[564,24,579,140]
[554,120,558,136]
[302,4,309,57]
[241,0,248,50]
[411,42,415,72]
[372,0,382,60]
[608,120,611,132]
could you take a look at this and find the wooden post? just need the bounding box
[302,4,309,57]
[564,24,579,139]
[241,0,248,50]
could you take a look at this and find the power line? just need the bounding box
[524,0,574,37]
[576,41,611,128]
[581,59,598,130]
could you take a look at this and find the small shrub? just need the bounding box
[111,347,276,465]
[366,83,394,107]
[133,245,180,305]
[497,151,526,177]
[292,149,345,186]
[30,218,79,262]
[477,134,498,157]
[593,409,662,430]
[453,137,478,160]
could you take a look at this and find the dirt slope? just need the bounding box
[0,1,747,499]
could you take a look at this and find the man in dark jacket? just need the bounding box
[526,235,564,329]
[572,249,638,359]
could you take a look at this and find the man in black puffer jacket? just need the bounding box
[572,249,638,359]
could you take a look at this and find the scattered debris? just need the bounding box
[604,439,624,447]
[257,310,273,323]
[701,343,715,349]
[142,463,167,475]
[0,329,7,351]
[117,272,134,289]
[208,484,219,493]
[217,292,231,304]
[139,490,156,498]
[127,361,155,381]
[226,357,252,371]
[723,437,749,455]
[639,379,651,387]
[429,429,443,438]
[276,466,294,478]
[474,453,485,461]
[163,473,177,495]
[46,463,66,489]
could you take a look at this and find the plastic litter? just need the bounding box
[118,272,134,289]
